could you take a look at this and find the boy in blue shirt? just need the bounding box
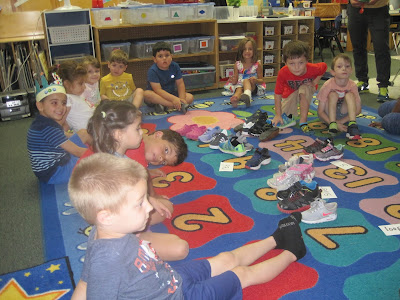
[144,42,194,114]
[69,153,306,299]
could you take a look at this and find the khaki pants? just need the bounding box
[281,84,315,117]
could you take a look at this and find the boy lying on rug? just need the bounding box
[69,153,306,300]
[78,100,189,262]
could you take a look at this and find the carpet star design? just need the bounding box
[0,278,69,299]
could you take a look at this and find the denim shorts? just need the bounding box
[175,259,242,300]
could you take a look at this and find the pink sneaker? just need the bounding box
[176,124,198,136]
[186,126,207,140]
[268,163,314,191]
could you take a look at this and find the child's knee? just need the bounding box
[174,237,189,260]
[135,88,144,97]
[186,93,194,103]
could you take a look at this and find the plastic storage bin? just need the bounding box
[179,62,216,90]
[121,6,138,24]
[169,38,189,55]
[195,3,215,19]
[155,5,171,23]
[215,6,233,20]
[219,36,244,51]
[188,36,215,53]
[137,5,156,24]
[102,42,131,60]
[169,4,190,21]
[92,7,121,27]
[130,40,157,58]
[219,63,235,79]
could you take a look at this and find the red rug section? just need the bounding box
[164,195,254,249]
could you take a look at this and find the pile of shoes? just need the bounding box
[234,110,279,142]
[303,137,345,161]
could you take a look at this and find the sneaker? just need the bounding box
[278,154,314,173]
[277,188,320,213]
[377,87,389,103]
[243,112,269,135]
[209,129,229,149]
[245,148,271,170]
[301,124,314,135]
[176,124,198,136]
[235,132,254,152]
[346,123,362,140]
[277,113,296,129]
[218,136,247,157]
[357,81,369,93]
[186,126,207,140]
[303,138,333,154]
[199,126,222,143]
[277,180,319,201]
[268,163,314,191]
[279,181,321,203]
[234,110,265,132]
[240,93,251,107]
[259,127,279,142]
[154,104,165,114]
[314,144,345,161]
[301,199,338,224]
[181,103,190,114]
[249,119,273,137]
[329,122,338,134]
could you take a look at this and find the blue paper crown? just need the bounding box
[35,73,66,102]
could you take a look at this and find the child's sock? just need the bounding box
[329,122,338,134]
[243,89,252,97]
[272,213,306,260]
[300,123,314,135]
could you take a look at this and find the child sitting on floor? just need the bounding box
[69,153,306,299]
[81,100,188,261]
[317,54,362,140]
[81,56,101,108]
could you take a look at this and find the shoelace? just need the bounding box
[305,199,325,214]
[320,144,334,153]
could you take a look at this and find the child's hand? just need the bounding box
[149,196,172,219]
[337,122,347,132]
[272,115,283,127]
[172,98,182,110]
[149,169,166,178]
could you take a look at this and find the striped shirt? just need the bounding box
[27,115,70,182]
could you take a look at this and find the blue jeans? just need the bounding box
[378,100,400,135]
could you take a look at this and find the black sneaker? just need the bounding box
[234,110,264,132]
[181,103,190,114]
[154,104,165,114]
[346,123,362,140]
[277,188,321,214]
[245,148,271,170]
[303,138,332,154]
[357,81,369,93]
[248,118,272,137]
[278,181,321,201]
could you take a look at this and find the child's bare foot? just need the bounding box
[272,212,306,260]
[231,95,239,108]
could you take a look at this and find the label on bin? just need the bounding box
[172,10,181,19]
[173,44,183,53]
[200,40,209,49]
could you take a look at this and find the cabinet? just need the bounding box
[92,20,219,91]
[217,17,314,87]
[43,9,95,66]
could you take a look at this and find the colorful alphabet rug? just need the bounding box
[41,94,400,299]
[0,257,74,299]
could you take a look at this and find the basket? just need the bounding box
[313,0,341,18]
[48,25,90,44]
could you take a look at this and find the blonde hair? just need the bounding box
[109,49,128,65]
[236,37,258,63]
[68,153,148,224]
[331,53,352,70]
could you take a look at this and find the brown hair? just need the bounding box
[282,40,309,62]
[236,37,258,63]
[56,60,87,83]
[109,49,129,65]
[69,153,148,224]
[152,42,172,57]
[156,129,188,166]
[87,100,142,154]
[82,55,101,69]
[331,53,352,70]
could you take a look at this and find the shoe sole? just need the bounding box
[245,157,271,170]
[314,153,343,161]
[277,203,311,214]
[219,147,247,157]
[301,213,337,224]
[240,94,251,107]
[210,143,226,150]
[259,128,279,142]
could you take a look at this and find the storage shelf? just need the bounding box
[49,41,93,47]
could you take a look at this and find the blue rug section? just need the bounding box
[40,93,400,298]
[0,257,74,299]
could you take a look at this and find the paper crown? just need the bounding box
[35,73,66,102]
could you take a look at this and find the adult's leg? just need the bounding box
[367,6,391,88]
[378,100,397,117]
[347,4,369,83]
[381,112,400,135]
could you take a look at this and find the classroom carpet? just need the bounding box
[0,257,74,299]
[40,93,400,299]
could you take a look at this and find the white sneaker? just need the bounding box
[301,199,338,224]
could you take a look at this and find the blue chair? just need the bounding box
[314,14,344,61]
